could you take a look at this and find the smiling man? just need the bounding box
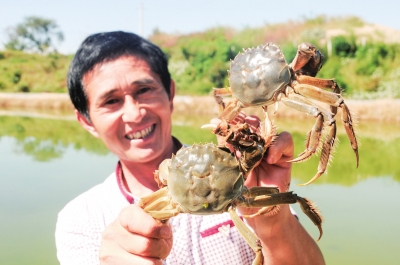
[77,55,177,197]
[55,31,324,265]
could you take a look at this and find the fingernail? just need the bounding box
[160,225,171,238]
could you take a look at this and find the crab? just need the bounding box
[140,135,323,265]
[210,42,359,185]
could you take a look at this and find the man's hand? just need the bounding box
[99,204,173,265]
[212,113,293,193]
[211,113,325,264]
[239,127,294,233]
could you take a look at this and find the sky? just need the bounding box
[1,0,399,54]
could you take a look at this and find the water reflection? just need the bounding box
[0,115,109,161]
[1,114,399,184]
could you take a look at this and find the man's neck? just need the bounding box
[119,136,182,198]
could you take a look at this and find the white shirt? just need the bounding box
[55,164,255,265]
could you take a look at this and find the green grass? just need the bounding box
[0,50,71,93]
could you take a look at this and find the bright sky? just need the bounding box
[1,0,399,54]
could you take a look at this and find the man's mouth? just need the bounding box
[125,124,155,140]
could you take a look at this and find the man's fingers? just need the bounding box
[100,239,164,265]
[244,115,261,131]
[231,112,247,124]
[101,204,172,260]
[119,204,171,239]
[267,131,294,164]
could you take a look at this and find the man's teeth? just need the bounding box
[126,125,153,140]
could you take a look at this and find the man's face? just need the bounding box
[78,56,175,164]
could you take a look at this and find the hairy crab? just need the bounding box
[211,42,359,185]
[140,124,323,265]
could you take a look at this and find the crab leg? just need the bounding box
[243,186,280,197]
[294,195,324,241]
[261,106,277,148]
[228,207,264,265]
[140,187,183,221]
[140,186,170,209]
[280,93,337,185]
[213,87,231,113]
[237,191,323,241]
[340,103,359,166]
[296,76,340,113]
[293,80,359,167]
[213,87,248,122]
[303,122,336,185]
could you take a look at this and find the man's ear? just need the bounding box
[169,79,176,111]
[75,110,100,138]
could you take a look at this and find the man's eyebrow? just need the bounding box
[132,78,158,86]
[98,88,119,102]
[96,79,159,102]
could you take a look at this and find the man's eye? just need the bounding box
[105,98,119,105]
[137,87,151,95]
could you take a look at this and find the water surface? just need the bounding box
[0,113,399,265]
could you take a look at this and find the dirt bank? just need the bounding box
[0,92,74,110]
[173,96,400,123]
[0,93,399,122]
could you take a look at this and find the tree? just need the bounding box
[5,16,64,53]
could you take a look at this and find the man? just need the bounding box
[55,31,325,265]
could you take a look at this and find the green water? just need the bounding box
[0,112,399,265]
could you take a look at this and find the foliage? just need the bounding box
[5,16,64,53]
[149,15,400,98]
[155,28,240,95]
[317,39,400,95]
[0,15,399,98]
[0,50,71,93]
[331,35,357,57]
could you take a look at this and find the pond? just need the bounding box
[0,110,399,265]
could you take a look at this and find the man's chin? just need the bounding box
[126,148,161,162]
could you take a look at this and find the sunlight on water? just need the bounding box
[0,114,399,265]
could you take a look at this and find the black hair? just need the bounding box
[67,31,171,119]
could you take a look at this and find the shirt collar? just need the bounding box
[115,136,183,204]
[115,162,135,204]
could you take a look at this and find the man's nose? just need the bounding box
[121,97,145,122]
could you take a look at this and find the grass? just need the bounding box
[0,50,71,93]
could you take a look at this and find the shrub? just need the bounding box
[12,70,22,84]
[332,36,356,57]
[17,83,30,92]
